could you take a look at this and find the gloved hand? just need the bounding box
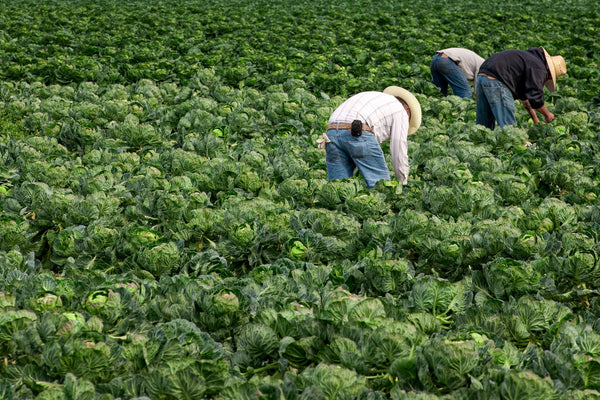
[316,132,331,150]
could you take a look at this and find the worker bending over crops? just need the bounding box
[317,86,421,188]
[430,47,485,99]
[475,46,566,130]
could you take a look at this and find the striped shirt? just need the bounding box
[329,91,410,184]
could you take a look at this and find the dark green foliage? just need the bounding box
[1,0,600,398]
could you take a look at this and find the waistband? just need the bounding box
[478,73,497,80]
[327,122,372,132]
[435,52,449,58]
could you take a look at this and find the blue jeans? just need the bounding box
[475,75,517,130]
[325,128,390,189]
[430,53,472,98]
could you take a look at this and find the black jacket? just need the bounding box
[478,48,549,109]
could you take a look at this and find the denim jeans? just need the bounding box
[325,128,390,189]
[430,54,472,98]
[475,75,517,130]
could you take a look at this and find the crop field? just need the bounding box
[1,0,600,398]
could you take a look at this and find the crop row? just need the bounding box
[1,0,600,399]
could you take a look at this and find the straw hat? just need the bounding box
[540,46,567,92]
[383,86,422,135]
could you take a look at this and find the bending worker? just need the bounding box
[317,86,421,188]
[430,47,485,98]
[475,46,567,130]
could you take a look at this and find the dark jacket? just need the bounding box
[478,48,549,109]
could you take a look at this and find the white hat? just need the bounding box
[540,47,566,92]
[383,86,422,135]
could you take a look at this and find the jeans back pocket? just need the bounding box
[344,137,370,158]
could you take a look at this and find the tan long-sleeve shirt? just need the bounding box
[438,47,485,82]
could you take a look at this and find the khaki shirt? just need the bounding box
[438,47,485,82]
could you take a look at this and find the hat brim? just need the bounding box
[540,47,557,92]
[383,86,422,135]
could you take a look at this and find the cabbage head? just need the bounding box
[365,320,425,370]
[318,336,360,367]
[0,216,35,251]
[406,277,470,327]
[83,222,119,254]
[478,258,543,299]
[0,292,16,309]
[56,312,87,336]
[279,336,322,368]
[278,178,318,206]
[347,297,387,329]
[134,241,182,277]
[286,229,347,263]
[503,231,546,260]
[346,257,414,296]
[499,371,556,400]
[83,289,123,324]
[229,223,257,248]
[299,363,367,400]
[30,292,63,312]
[50,225,85,266]
[118,225,162,256]
[560,251,600,287]
[291,208,361,241]
[235,323,279,364]
[212,290,240,315]
[316,179,363,208]
[0,310,37,342]
[417,337,482,391]
[345,191,390,220]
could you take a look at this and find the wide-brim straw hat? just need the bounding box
[540,46,567,92]
[383,86,422,135]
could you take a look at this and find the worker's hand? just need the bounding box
[535,105,554,124]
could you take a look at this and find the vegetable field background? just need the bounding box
[1,0,600,398]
